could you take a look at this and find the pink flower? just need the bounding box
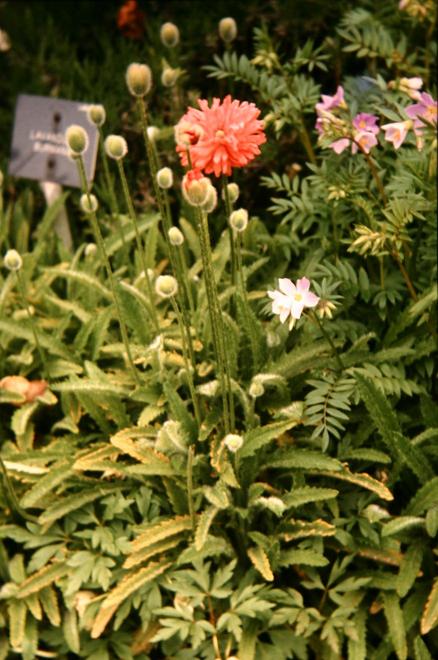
[381,120,413,149]
[406,92,437,125]
[315,86,346,115]
[175,95,266,177]
[330,138,350,154]
[352,113,380,135]
[268,277,320,330]
[352,130,379,154]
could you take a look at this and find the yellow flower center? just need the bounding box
[215,129,225,138]
[294,293,302,301]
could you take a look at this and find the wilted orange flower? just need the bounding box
[176,95,266,177]
[117,0,145,40]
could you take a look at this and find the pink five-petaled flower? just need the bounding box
[405,92,437,125]
[315,86,346,115]
[381,120,413,149]
[352,113,380,135]
[268,277,320,330]
[175,95,266,177]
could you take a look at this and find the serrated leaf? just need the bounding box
[63,609,80,654]
[20,461,72,509]
[240,419,303,459]
[16,562,68,599]
[247,546,274,581]
[421,578,438,635]
[317,468,393,501]
[284,487,339,508]
[123,537,181,569]
[266,450,341,472]
[413,635,433,660]
[39,488,111,526]
[356,373,433,481]
[282,519,336,540]
[381,516,424,537]
[347,608,367,660]
[39,586,60,627]
[383,592,407,660]
[397,543,423,598]
[131,516,192,553]
[279,549,328,567]
[92,560,171,637]
[8,599,26,650]
[405,477,438,515]
[195,506,219,551]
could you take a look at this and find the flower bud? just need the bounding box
[126,62,152,97]
[168,226,184,246]
[4,249,23,271]
[219,17,237,43]
[249,380,264,398]
[229,208,248,232]
[222,182,239,204]
[104,135,128,160]
[160,22,180,48]
[202,185,218,213]
[223,433,243,453]
[84,243,97,258]
[65,125,89,156]
[156,167,173,189]
[155,274,178,298]
[161,67,179,88]
[80,193,98,214]
[182,173,211,207]
[147,126,160,142]
[86,104,106,127]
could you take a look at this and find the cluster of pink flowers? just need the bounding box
[382,92,437,149]
[315,86,379,155]
[175,95,266,178]
[316,83,437,154]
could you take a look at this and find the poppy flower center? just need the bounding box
[215,129,225,138]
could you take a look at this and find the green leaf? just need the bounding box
[283,487,339,508]
[130,516,192,553]
[382,592,407,660]
[8,600,26,651]
[405,477,438,515]
[397,543,423,598]
[413,635,433,660]
[247,546,274,581]
[38,488,111,526]
[317,468,393,501]
[16,563,68,599]
[279,549,328,567]
[20,461,72,509]
[266,450,342,472]
[356,373,433,481]
[381,516,424,537]
[195,506,219,551]
[63,609,80,654]
[347,607,367,660]
[421,578,438,635]
[240,419,303,459]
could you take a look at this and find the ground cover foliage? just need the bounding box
[0,1,437,658]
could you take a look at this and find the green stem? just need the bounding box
[170,296,201,427]
[197,208,232,434]
[311,311,345,371]
[299,122,317,164]
[116,159,160,335]
[16,270,47,379]
[234,231,259,373]
[392,250,417,301]
[356,142,388,205]
[76,157,141,384]
[222,177,237,291]
[187,445,196,534]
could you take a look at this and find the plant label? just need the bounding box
[8,94,98,188]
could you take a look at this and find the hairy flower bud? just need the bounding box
[229,208,248,232]
[147,126,160,142]
[86,104,106,127]
[160,22,180,48]
[218,17,237,43]
[156,167,173,189]
[104,135,128,160]
[126,62,152,97]
[223,433,243,453]
[202,185,218,213]
[4,249,23,271]
[222,182,239,204]
[84,243,97,258]
[65,124,89,156]
[155,274,178,298]
[168,226,184,246]
[161,66,179,88]
[182,173,211,207]
[80,193,98,214]
[249,380,264,398]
